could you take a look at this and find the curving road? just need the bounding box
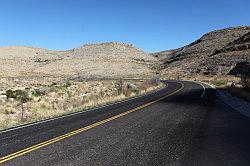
[0,81,250,166]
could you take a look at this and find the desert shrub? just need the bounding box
[122,88,132,97]
[137,77,160,91]
[131,88,140,95]
[70,98,83,108]
[66,90,72,99]
[6,90,16,99]
[32,87,46,97]
[6,89,30,120]
[139,86,147,92]
[51,82,57,86]
[48,86,59,93]
[116,79,124,95]
[85,94,99,102]
[4,108,15,115]
[55,82,72,91]
[41,103,47,109]
[6,89,30,102]
[240,75,250,88]
[40,102,52,110]
[65,81,72,88]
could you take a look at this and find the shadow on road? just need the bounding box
[179,92,250,166]
[162,86,216,106]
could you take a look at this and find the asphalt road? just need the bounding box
[0,81,250,166]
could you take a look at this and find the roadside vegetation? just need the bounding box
[162,71,250,102]
[0,77,163,130]
[193,75,250,102]
[222,75,250,102]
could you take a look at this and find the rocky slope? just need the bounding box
[0,42,157,80]
[155,26,250,76]
[213,32,250,55]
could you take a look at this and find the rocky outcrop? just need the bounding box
[228,61,250,76]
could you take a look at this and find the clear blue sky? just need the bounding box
[0,0,249,52]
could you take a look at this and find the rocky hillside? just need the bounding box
[0,42,157,80]
[213,32,250,55]
[156,26,250,76]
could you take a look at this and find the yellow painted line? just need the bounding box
[0,82,184,164]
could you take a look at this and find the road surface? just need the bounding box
[0,81,250,166]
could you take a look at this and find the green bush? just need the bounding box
[6,90,22,99]
[131,88,140,95]
[6,89,30,102]
[65,82,72,88]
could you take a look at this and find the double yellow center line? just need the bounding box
[0,82,184,164]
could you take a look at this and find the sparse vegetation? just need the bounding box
[163,72,250,102]
[4,108,15,115]
[240,75,250,88]
[224,75,250,102]
[5,89,30,120]
[0,79,164,130]
[32,87,47,97]
[226,86,250,102]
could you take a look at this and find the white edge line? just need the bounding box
[196,82,206,98]
[0,84,167,134]
[184,80,207,98]
[186,80,250,117]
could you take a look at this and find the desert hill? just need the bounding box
[155,26,250,76]
[0,42,157,80]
